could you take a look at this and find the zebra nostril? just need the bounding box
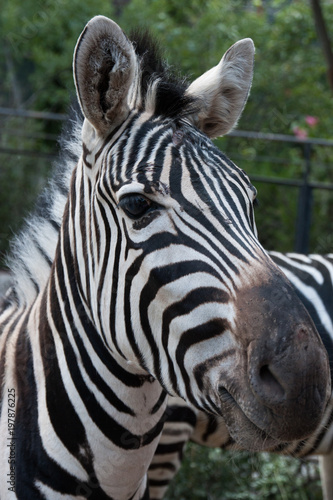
[258,365,285,401]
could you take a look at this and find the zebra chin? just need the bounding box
[214,393,284,452]
[215,383,330,451]
[211,334,331,447]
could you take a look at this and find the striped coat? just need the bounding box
[0,16,330,499]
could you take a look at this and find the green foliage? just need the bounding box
[165,444,322,500]
[0,115,56,258]
[1,0,113,112]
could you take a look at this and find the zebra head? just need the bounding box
[73,16,330,451]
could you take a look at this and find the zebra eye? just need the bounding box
[118,194,154,219]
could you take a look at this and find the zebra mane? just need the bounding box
[129,28,197,119]
[5,108,83,305]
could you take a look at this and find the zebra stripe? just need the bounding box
[148,251,333,500]
[0,16,330,499]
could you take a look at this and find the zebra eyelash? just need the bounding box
[118,193,159,220]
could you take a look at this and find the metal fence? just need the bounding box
[1,107,333,254]
[224,129,333,253]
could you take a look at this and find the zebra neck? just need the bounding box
[28,258,167,497]
[1,168,170,497]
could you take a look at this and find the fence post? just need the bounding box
[294,142,313,254]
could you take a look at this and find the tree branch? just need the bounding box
[310,0,333,92]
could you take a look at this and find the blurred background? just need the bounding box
[1,0,332,498]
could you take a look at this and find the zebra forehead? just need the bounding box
[108,128,248,190]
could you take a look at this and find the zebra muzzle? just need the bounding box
[210,276,332,449]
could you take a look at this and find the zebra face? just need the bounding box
[73,17,330,450]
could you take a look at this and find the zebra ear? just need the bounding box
[73,16,136,136]
[186,39,254,139]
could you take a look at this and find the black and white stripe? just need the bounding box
[148,252,333,500]
[0,16,330,499]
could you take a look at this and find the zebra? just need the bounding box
[0,15,330,499]
[148,252,333,500]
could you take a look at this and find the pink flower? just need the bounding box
[293,126,308,139]
[305,116,319,127]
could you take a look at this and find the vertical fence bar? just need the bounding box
[294,143,313,253]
